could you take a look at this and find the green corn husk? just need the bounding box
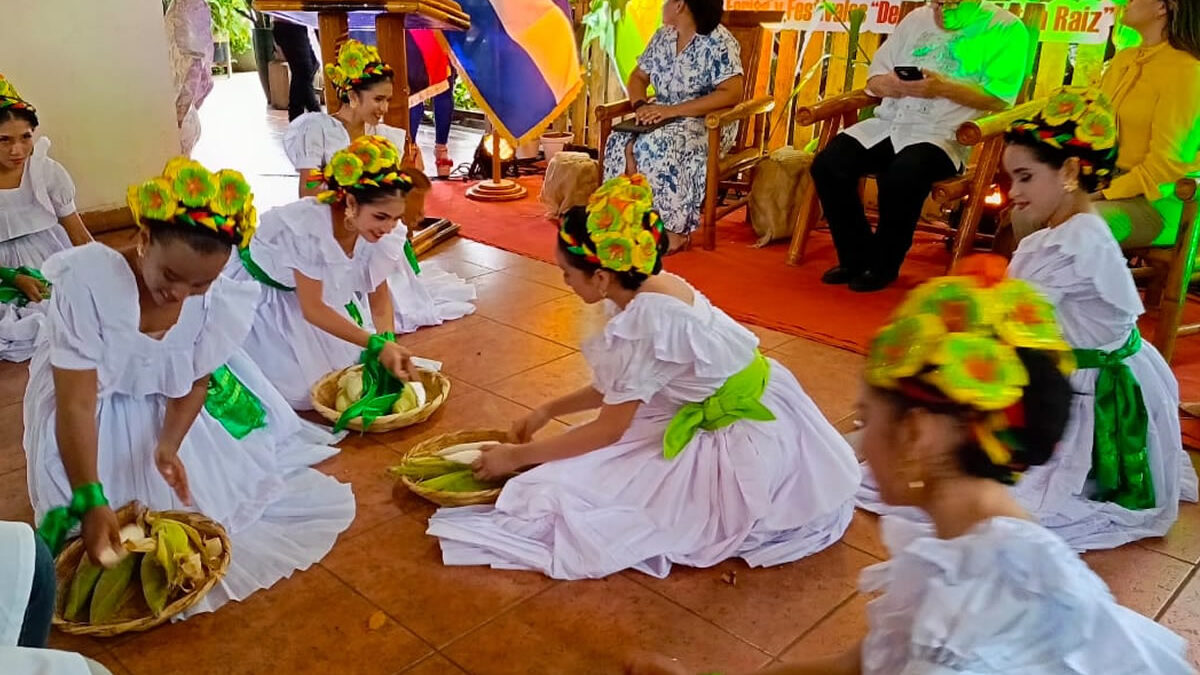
[65,554,104,622]
[388,456,470,480]
[89,553,138,624]
[418,470,503,493]
[140,552,170,616]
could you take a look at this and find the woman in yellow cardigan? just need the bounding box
[1092,0,1200,247]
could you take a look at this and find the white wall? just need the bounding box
[0,1,181,211]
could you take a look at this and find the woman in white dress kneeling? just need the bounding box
[427,175,861,579]
[24,159,355,616]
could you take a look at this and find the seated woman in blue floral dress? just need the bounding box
[603,0,744,253]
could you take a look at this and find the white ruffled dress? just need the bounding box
[861,515,1193,674]
[0,137,77,362]
[858,214,1199,550]
[226,198,471,408]
[282,113,475,332]
[23,243,356,616]
[427,283,861,579]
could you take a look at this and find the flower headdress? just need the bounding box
[1008,88,1118,187]
[865,255,1074,483]
[126,158,257,249]
[0,73,35,114]
[313,135,414,205]
[324,39,394,102]
[560,174,666,276]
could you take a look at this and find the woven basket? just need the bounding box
[398,429,509,507]
[310,365,451,433]
[53,502,231,637]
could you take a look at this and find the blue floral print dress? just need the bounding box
[603,25,743,235]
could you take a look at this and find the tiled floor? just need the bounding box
[6,74,1198,673]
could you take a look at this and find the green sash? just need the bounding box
[1073,329,1155,510]
[205,365,268,440]
[662,352,776,459]
[403,239,421,275]
[239,247,365,326]
[0,266,50,306]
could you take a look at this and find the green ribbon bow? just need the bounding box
[334,332,408,432]
[0,266,50,306]
[205,365,268,440]
[662,352,776,459]
[403,239,421,275]
[1073,329,1155,510]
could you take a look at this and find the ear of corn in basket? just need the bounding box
[62,512,225,624]
[333,332,429,431]
[389,442,506,492]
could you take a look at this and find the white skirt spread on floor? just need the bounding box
[23,244,355,616]
[858,214,1200,550]
[428,285,860,579]
[226,198,474,409]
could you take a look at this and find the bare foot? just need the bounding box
[665,231,691,255]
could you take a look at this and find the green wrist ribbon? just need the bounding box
[1073,329,1155,510]
[403,239,421,275]
[36,482,109,555]
[205,365,268,439]
[334,332,408,432]
[662,352,776,459]
[0,266,50,306]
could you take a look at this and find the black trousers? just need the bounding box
[810,134,958,278]
[272,20,321,121]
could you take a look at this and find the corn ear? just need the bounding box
[418,470,502,492]
[140,552,170,616]
[65,555,103,622]
[89,552,138,624]
[151,520,193,589]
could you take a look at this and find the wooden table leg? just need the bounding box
[375,13,411,140]
[317,11,348,114]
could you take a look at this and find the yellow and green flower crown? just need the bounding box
[560,174,665,276]
[315,135,413,205]
[866,256,1074,477]
[1009,88,1118,184]
[126,158,257,249]
[0,73,35,114]
[324,39,394,101]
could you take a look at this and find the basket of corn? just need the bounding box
[391,429,512,507]
[311,364,450,433]
[52,501,231,637]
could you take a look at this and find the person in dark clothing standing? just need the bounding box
[272,17,321,120]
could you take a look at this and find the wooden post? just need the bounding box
[375,13,411,137]
[492,132,502,182]
[317,12,348,114]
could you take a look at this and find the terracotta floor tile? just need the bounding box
[47,630,109,659]
[313,434,407,541]
[0,468,32,524]
[441,575,771,675]
[1140,500,1200,564]
[485,294,608,349]
[1159,571,1200,668]
[435,238,537,273]
[488,353,593,413]
[423,252,497,281]
[496,256,570,291]
[110,567,431,675]
[322,515,554,647]
[779,593,871,663]
[842,509,888,561]
[0,402,25,475]
[1082,545,1192,617]
[87,650,132,675]
[408,318,573,387]
[396,314,490,350]
[630,543,876,654]
[767,340,864,418]
[742,324,796,351]
[470,271,570,319]
[400,654,469,675]
[0,360,29,407]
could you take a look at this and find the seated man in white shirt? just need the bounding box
[812,0,1029,292]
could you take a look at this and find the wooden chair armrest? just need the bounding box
[795,90,880,127]
[956,99,1047,146]
[1176,177,1198,201]
[596,99,635,122]
[931,174,973,203]
[705,96,775,129]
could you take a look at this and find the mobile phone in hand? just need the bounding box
[894,66,924,81]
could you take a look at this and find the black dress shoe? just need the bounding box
[849,270,896,293]
[821,266,859,285]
